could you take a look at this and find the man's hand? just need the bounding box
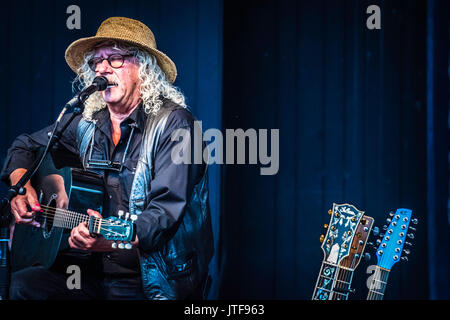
[9,168,41,227]
[42,174,69,210]
[68,209,115,252]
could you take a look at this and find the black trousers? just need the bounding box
[9,254,146,300]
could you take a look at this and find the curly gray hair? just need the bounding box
[72,41,186,120]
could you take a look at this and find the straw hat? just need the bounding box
[65,17,177,83]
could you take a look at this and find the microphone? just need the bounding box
[78,76,109,101]
[64,76,109,111]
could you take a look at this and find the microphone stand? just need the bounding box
[0,93,87,299]
[0,93,87,226]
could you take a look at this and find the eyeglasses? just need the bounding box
[88,53,134,72]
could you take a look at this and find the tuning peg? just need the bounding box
[386,218,392,223]
[363,253,371,262]
[328,209,332,215]
[130,214,138,222]
[405,241,413,247]
[111,242,117,249]
[117,210,124,218]
[382,225,388,231]
[323,224,329,229]
[125,243,132,250]
[401,256,409,262]
[411,218,419,225]
[319,235,325,243]
[407,233,415,239]
[379,233,385,238]
[389,211,394,217]
[409,226,417,232]
[403,248,411,255]
[376,239,382,245]
[367,242,374,246]
[372,227,380,236]
[118,242,125,249]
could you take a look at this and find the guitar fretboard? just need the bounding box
[312,261,352,300]
[40,206,102,232]
[367,266,390,300]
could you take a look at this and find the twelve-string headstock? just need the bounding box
[372,208,417,270]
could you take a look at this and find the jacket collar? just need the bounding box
[92,103,147,137]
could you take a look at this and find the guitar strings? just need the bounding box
[368,266,381,300]
[332,230,367,300]
[37,205,118,227]
[36,205,128,239]
[367,266,389,300]
[39,204,112,225]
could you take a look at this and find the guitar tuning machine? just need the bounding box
[130,214,138,222]
[111,242,118,249]
[411,218,419,225]
[117,210,124,218]
[372,227,380,236]
[118,242,125,249]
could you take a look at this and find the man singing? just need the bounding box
[1,16,213,300]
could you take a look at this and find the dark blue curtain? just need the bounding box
[1,0,449,300]
[220,0,449,299]
[426,0,450,300]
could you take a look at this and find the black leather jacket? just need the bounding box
[77,101,214,299]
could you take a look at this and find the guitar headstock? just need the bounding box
[93,210,137,249]
[339,215,374,270]
[375,208,417,270]
[320,203,365,265]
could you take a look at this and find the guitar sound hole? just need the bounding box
[42,199,57,237]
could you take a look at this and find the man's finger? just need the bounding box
[78,223,94,239]
[11,202,34,220]
[71,229,88,248]
[87,209,102,218]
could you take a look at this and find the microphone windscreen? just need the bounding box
[92,76,108,91]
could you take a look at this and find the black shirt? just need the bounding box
[1,101,206,276]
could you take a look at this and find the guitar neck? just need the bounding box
[367,266,390,300]
[330,266,354,300]
[313,261,353,300]
[40,206,101,232]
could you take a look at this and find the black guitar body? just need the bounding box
[9,152,104,273]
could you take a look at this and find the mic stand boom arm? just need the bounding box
[0,93,86,226]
